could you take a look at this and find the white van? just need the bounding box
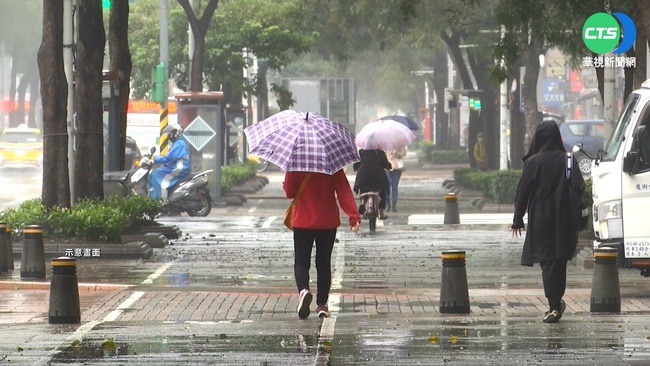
[590,79,650,275]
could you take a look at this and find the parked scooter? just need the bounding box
[131,147,213,216]
[247,154,269,172]
[359,191,381,233]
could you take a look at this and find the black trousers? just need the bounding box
[540,259,568,312]
[293,228,337,306]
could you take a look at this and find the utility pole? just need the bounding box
[64,0,75,203]
[0,41,5,129]
[499,25,509,170]
[603,2,616,145]
[188,0,194,87]
[159,0,170,155]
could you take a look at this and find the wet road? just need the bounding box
[2,159,650,365]
[0,166,41,210]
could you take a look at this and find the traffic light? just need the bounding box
[468,97,481,110]
[151,63,166,103]
[102,0,110,10]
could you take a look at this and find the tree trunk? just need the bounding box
[509,68,525,169]
[28,70,40,128]
[74,0,106,201]
[257,60,270,121]
[190,37,205,92]
[624,47,635,103]
[634,0,650,90]
[109,0,132,170]
[178,0,219,92]
[432,51,449,149]
[8,47,17,127]
[469,51,499,170]
[16,72,29,126]
[523,40,543,150]
[38,0,70,209]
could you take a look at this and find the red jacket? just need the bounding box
[283,170,361,230]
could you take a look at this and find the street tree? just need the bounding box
[107,0,133,170]
[74,0,106,201]
[177,0,219,92]
[37,0,70,209]
[320,0,502,167]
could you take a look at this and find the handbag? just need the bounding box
[284,173,313,230]
[565,153,589,231]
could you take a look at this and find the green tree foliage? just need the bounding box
[127,0,317,101]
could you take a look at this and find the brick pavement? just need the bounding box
[0,289,625,324]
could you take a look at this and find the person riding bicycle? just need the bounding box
[146,123,191,201]
[353,148,392,219]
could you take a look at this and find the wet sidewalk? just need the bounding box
[2,159,646,365]
[1,222,650,365]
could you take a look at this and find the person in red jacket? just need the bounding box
[283,169,361,319]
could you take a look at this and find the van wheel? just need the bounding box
[577,155,592,175]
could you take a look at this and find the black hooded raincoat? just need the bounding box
[513,121,586,266]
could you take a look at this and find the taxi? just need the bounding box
[0,125,44,167]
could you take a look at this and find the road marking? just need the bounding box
[315,235,345,365]
[248,200,263,213]
[35,258,181,365]
[102,291,146,322]
[142,261,176,284]
[408,213,527,225]
[331,239,345,290]
[315,316,337,366]
[262,216,276,228]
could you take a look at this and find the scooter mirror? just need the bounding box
[149,146,156,155]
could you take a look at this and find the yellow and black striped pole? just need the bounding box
[159,106,169,156]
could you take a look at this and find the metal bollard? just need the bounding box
[0,222,7,272]
[21,225,46,279]
[590,247,621,313]
[439,250,470,313]
[6,227,13,270]
[444,193,460,224]
[48,257,80,324]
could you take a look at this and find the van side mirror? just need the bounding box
[623,126,650,175]
[637,126,650,163]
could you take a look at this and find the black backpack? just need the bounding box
[565,152,589,231]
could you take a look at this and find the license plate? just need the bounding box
[14,150,25,157]
[131,168,147,183]
[625,240,650,258]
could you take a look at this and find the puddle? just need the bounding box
[51,334,319,362]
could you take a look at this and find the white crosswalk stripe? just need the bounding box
[408,213,527,225]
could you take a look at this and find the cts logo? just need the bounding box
[582,12,636,54]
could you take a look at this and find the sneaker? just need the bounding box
[543,310,560,323]
[297,290,312,319]
[558,300,566,320]
[316,305,330,319]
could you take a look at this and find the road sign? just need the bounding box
[183,116,216,152]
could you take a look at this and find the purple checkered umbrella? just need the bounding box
[244,110,360,175]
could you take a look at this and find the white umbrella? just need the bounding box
[355,119,416,150]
